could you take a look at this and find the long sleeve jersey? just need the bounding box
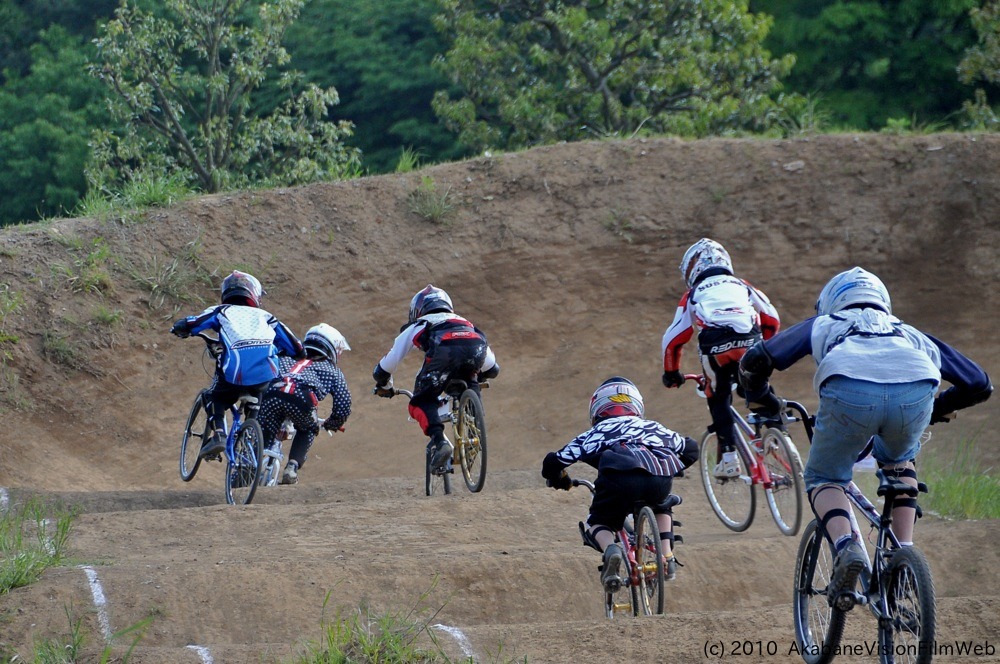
[180,304,302,385]
[662,272,779,372]
[548,416,692,477]
[277,356,352,430]
[374,312,498,380]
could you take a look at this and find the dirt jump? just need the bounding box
[0,133,997,662]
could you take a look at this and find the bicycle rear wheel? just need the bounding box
[699,429,755,531]
[425,447,452,497]
[793,520,847,664]
[180,391,208,482]
[633,506,665,616]
[762,428,804,536]
[226,418,263,505]
[604,553,634,619]
[878,546,936,664]
[456,389,488,492]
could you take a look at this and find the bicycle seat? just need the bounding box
[875,475,920,500]
[642,493,682,513]
[444,379,469,397]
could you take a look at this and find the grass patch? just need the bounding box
[40,332,86,371]
[602,207,633,243]
[407,176,456,225]
[92,305,124,327]
[0,498,73,594]
[50,237,115,295]
[921,440,1000,520]
[396,147,424,173]
[2,606,152,663]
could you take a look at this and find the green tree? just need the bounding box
[752,0,981,129]
[89,0,360,195]
[0,27,109,225]
[285,0,468,173]
[432,0,797,152]
[957,1,1000,129]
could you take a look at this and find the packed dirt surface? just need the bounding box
[0,134,997,662]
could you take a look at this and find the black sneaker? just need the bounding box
[428,436,454,471]
[199,431,226,459]
[601,543,624,592]
[829,540,866,598]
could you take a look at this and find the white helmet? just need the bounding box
[816,267,892,316]
[589,377,645,425]
[303,323,351,363]
[679,238,733,287]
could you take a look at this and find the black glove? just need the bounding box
[322,417,344,432]
[747,388,781,418]
[929,396,955,424]
[662,370,685,388]
[373,385,395,398]
[170,319,190,338]
[547,472,572,491]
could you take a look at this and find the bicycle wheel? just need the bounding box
[456,389,488,492]
[226,418,263,505]
[793,520,847,664]
[180,391,208,482]
[762,428,804,536]
[632,506,665,616]
[425,446,452,497]
[878,546,936,664]
[699,429,755,531]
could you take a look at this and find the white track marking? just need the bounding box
[186,645,214,663]
[80,566,112,640]
[0,487,8,512]
[41,519,56,555]
[433,623,477,661]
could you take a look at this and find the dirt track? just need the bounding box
[0,134,997,662]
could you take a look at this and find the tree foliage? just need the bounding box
[752,0,983,130]
[285,0,469,173]
[957,1,1000,129]
[432,0,798,152]
[89,0,360,195]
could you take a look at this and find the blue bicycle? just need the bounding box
[179,332,265,505]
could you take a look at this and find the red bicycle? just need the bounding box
[684,373,808,535]
[572,478,681,618]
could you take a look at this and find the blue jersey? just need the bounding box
[184,304,302,385]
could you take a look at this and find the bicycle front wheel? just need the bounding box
[878,546,936,664]
[456,389,488,492]
[699,429,756,531]
[793,520,847,664]
[425,446,452,497]
[604,555,634,619]
[633,506,665,616]
[762,428,804,536]
[180,391,208,482]
[226,418,263,505]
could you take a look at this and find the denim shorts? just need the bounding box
[803,376,936,491]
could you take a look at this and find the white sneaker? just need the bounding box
[281,460,299,485]
[713,451,741,478]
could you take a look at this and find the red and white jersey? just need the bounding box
[661,274,779,371]
[375,312,497,378]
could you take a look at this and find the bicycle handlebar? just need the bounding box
[571,478,596,493]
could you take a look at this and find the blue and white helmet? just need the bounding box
[816,267,892,316]
[679,238,733,287]
[589,377,645,425]
[408,284,454,322]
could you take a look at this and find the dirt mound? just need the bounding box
[0,134,997,661]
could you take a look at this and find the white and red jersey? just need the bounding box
[661,273,779,372]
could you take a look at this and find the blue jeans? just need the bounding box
[804,376,936,491]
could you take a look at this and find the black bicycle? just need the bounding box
[793,443,935,664]
[179,332,265,505]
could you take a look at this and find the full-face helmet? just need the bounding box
[589,377,645,425]
[408,284,454,323]
[815,267,892,316]
[220,270,264,307]
[679,238,733,287]
[303,323,351,364]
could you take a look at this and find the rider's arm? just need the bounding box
[272,318,304,358]
[184,306,224,335]
[661,292,694,372]
[739,317,815,401]
[744,280,780,339]
[922,332,993,419]
[372,322,424,385]
[324,366,352,430]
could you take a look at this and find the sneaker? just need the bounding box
[665,554,677,581]
[199,431,226,459]
[428,436,454,471]
[829,540,866,598]
[601,543,624,592]
[713,451,741,478]
[281,460,299,485]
